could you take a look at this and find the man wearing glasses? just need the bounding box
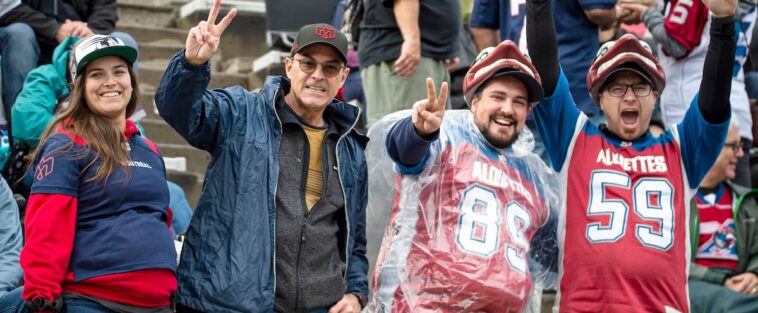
[688,119,758,313]
[524,0,738,311]
[155,1,368,311]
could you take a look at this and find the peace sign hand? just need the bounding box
[185,0,237,65]
[412,78,448,137]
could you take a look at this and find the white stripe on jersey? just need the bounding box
[699,221,728,234]
[554,113,588,312]
[672,126,695,313]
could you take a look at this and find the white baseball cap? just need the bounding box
[70,35,138,81]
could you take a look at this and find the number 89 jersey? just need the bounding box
[371,129,554,313]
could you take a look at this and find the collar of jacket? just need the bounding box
[725,181,757,198]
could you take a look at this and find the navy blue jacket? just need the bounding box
[155,52,369,312]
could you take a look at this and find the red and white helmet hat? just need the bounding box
[464,40,543,105]
[587,34,665,103]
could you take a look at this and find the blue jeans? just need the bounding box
[0,179,21,299]
[0,23,39,121]
[0,287,115,313]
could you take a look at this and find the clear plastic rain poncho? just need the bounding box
[364,110,559,313]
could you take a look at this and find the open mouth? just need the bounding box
[621,110,639,125]
[100,91,122,97]
[306,85,327,93]
[493,116,515,127]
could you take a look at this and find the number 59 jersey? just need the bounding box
[533,73,728,313]
[370,113,558,313]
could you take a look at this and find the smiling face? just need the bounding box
[470,75,532,149]
[598,71,658,141]
[706,126,744,184]
[283,44,349,124]
[83,56,133,124]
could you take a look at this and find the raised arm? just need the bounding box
[386,78,447,173]
[619,3,700,59]
[184,0,236,66]
[525,0,560,97]
[155,0,237,151]
[678,0,738,188]
[699,0,738,124]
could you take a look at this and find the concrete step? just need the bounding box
[138,62,249,91]
[138,91,159,120]
[117,24,188,45]
[155,143,210,177]
[140,118,189,146]
[166,170,202,209]
[117,2,176,28]
[139,40,185,64]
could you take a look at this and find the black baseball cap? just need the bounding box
[290,23,348,62]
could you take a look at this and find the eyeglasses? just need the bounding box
[604,83,653,97]
[290,58,345,77]
[723,142,743,152]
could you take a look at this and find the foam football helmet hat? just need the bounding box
[463,40,543,105]
[587,34,665,103]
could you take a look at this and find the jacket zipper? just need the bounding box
[295,127,311,313]
[295,218,306,312]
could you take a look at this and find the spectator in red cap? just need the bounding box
[524,0,738,311]
[370,40,558,312]
[154,0,369,312]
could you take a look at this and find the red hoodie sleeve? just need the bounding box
[21,194,77,302]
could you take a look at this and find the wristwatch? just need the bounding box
[25,298,63,312]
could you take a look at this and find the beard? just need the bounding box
[477,122,520,149]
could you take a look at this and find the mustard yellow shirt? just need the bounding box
[302,125,327,210]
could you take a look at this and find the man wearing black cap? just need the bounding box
[154,0,368,312]
[524,0,738,311]
[369,40,558,312]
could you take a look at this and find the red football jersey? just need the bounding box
[558,128,691,313]
[372,143,550,313]
[532,74,727,313]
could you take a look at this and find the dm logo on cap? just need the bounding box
[314,26,336,40]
